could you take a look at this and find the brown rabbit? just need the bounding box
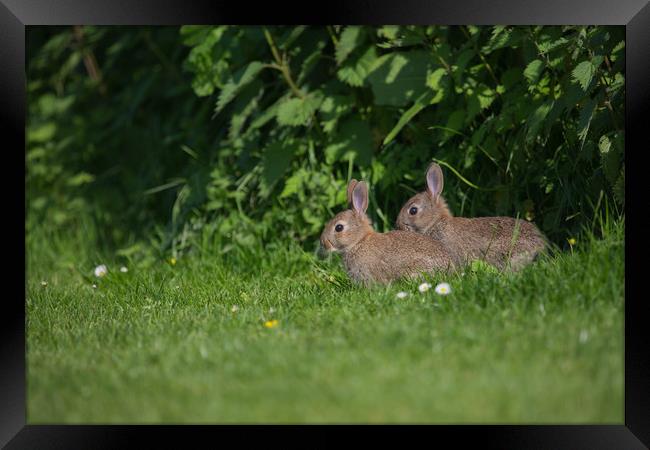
[396,163,547,271]
[320,179,456,285]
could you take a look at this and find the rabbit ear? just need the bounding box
[352,181,369,214]
[347,179,359,206]
[426,163,444,199]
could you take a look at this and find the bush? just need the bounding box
[26,25,624,257]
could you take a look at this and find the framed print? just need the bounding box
[3,0,649,447]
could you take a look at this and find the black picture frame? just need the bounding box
[3,0,648,447]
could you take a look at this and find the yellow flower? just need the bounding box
[169,257,177,266]
[263,319,279,329]
[568,238,576,246]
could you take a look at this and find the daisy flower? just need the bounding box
[396,291,408,299]
[434,282,451,295]
[418,282,432,293]
[94,264,108,277]
[120,266,128,273]
[231,305,239,313]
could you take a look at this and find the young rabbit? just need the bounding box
[320,179,456,285]
[396,163,547,271]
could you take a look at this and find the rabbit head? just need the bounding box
[320,179,373,253]
[396,162,452,233]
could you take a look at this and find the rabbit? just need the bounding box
[320,179,457,285]
[396,163,547,271]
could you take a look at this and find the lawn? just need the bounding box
[26,220,624,423]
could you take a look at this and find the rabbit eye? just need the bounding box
[335,224,344,232]
[409,206,418,215]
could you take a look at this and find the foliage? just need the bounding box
[26,26,625,258]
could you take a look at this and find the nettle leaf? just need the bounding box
[279,168,306,199]
[383,90,435,146]
[437,109,466,144]
[537,37,569,55]
[482,26,519,54]
[66,172,95,187]
[185,27,230,96]
[215,61,265,113]
[319,95,354,133]
[571,60,595,91]
[477,85,496,110]
[426,67,447,91]
[613,164,625,204]
[367,50,435,106]
[577,98,597,146]
[451,49,476,85]
[526,101,553,142]
[335,26,366,65]
[260,140,300,197]
[229,81,265,140]
[297,41,326,85]
[598,134,611,155]
[524,59,544,85]
[276,91,324,127]
[599,133,623,185]
[324,117,374,166]
[337,46,378,87]
[249,93,290,131]
[377,25,400,41]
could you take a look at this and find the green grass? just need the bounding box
[26,220,624,423]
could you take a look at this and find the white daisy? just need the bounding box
[396,291,408,299]
[94,264,108,277]
[92,284,97,289]
[120,266,128,273]
[434,282,451,295]
[40,280,48,287]
[231,305,239,313]
[418,282,432,293]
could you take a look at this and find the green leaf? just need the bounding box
[249,95,287,130]
[279,169,305,198]
[571,60,595,91]
[337,46,378,87]
[526,101,553,141]
[319,95,354,133]
[523,59,544,84]
[577,98,597,146]
[367,50,434,106]
[426,67,447,91]
[66,172,95,187]
[276,92,324,127]
[613,165,625,204]
[324,117,374,166]
[335,26,365,65]
[438,110,466,144]
[537,37,569,55]
[260,140,298,195]
[600,133,623,185]
[28,123,57,143]
[228,81,264,140]
[383,90,435,146]
[482,26,518,54]
[469,259,500,274]
[215,61,265,113]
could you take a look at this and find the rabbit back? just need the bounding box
[431,216,546,270]
[343,230,456,284]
